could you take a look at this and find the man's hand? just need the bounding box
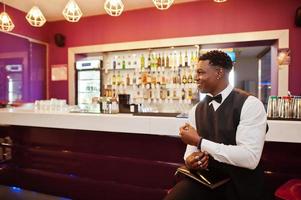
[185,151,209,170]
[179,123,200,146]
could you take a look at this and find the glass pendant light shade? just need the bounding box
[152,0,174,10]
[62,0,82,22]
[213,0,227,2]
[0,2,14,32]
[26,6,46,27]
[0,11,14,32]
[104,0,124,17]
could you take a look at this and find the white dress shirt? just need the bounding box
[184,84,267,170]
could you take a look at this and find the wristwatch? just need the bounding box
[197,137,203,150]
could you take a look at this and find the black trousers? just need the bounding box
[163,178,236,200]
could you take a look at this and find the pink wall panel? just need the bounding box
[46,0,301,99]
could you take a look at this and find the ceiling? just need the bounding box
[4,0,200,22]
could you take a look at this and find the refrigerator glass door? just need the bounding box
[77,70,100,107]
[8,72,23,103]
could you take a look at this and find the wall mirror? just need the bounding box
[0,31,48,103]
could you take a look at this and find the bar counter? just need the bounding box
[0,107,186,137]
[0,107,301,200]
[0,107,301,143]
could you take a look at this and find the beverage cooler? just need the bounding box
[0,64,23,103]
[75,60,102,109]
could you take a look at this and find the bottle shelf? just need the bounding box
[102,46,200,112]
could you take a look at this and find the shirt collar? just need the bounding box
[207,84,233,104]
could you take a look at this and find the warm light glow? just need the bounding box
[62,0,82,22]
[152,0,174,10]
[229,68,234,87]
[26,6,46,27]
[104,0,124,16]
[214,0,227,2]
[0,11,14,32]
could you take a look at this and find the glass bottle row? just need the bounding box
[108,69,196,87]
[109,50,199,70]
[104,85,198,102]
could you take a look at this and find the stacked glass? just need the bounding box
[267,96,301,119]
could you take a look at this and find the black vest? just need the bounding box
[195,89,265,200]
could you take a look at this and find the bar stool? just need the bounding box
[275,179,301,200]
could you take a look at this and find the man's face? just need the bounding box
[195,60,220,94]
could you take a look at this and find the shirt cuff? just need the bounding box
[201,139,217,154]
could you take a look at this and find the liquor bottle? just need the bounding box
[112,73,116,85]
[117,71,121,86]
[160,89,164,100]
[112,89,116,98]
[157,53,161,68]
[117,56,121,68]
[151,53,155,70]
[113,57,116,70]
[173,53,177,69]
[126,74,130,86]
[161,71,166,85]
[133,72,137,85]
[147,53,151,70]
[157,71,161,85]
[173,89,177,98]
[151,71,157,84]
[194,51,199,66]
[147,71,152,84]
[177,71,181,84]
[105,89,109,97]
[188,72,193,84]
[169,53,173,68]
[167,89,170,99]
[182,71,187,84]
[133,54,138,68]
[190,51,195,68]
[154,53,158,70]
[140,54,145,70]
[166,54,169,68]
[138,73,142,85]
[108,89,112,97]
[179,51,183,67]
[162,53,165,68]
[127,55,131,68]
[122,56,126,70]
[142,72,148,85]
[172,72,177,84]
[181,88,186,100]
[184,51,188,67]
[188,88,193,100]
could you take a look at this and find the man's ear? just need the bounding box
[216,68,224,79]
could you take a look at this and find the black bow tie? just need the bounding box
[206,94,222,104]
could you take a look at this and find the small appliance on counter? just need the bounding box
[118,94,138,113]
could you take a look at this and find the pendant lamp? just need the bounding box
[104,0,124,17]
[26,6,46,27]
[152,0,174,10]
[62,0,82,22]
[213,0,227,2]
[0,1,14,32]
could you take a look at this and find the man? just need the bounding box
[164,50,267,200]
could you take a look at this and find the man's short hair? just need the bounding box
[199,50,233,70]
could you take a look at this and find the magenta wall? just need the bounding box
[46,0,301,99]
